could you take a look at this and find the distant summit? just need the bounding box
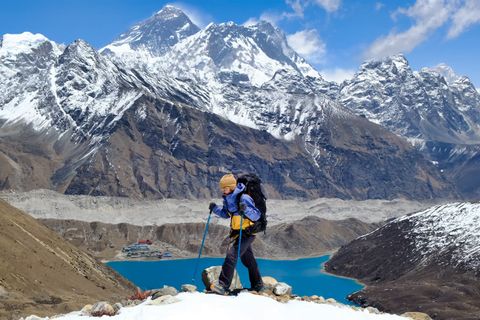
[101,5,200,56]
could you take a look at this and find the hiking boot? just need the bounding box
[210,282,228,295]
[250,285,269,294]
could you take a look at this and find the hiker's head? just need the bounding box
[219,173,237,195]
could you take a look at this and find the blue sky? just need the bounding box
[1,0,479,86]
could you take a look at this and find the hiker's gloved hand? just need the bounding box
[234,183,245,195]
[239,203,247,213]
[209,202,216,211]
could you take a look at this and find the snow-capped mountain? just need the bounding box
[339,54,480,145]
[0,32,65,132]
[101,5,199,60]
[326,202,480,319]
[156,20,321,87]
[0,7,460,199]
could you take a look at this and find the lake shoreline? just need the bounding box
[107,255,364,304]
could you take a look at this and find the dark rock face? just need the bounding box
[62,96,455,200]
[325,203,480,320]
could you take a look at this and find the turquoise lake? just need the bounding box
[107,255,363,304]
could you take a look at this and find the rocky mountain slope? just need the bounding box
[40,216,379,260]
[337,55,480,198]
[325,202,480,320]
[0,7,456,200]
[0,199,135,319]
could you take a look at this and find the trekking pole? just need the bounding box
[234,214,244,289]
[192,209,212,283]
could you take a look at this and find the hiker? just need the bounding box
[208,173,264,294]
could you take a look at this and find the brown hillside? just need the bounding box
[0,200,135,319]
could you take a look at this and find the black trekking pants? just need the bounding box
[219,234,263,290]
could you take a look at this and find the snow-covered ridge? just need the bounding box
[1,32,54,56]
[396,202,480,270]
[33,292,408,320]
[156,20,321,87]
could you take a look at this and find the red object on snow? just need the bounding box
[137,239,152,245]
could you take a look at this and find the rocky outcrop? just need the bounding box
[325,203,480,320]
[0,199,136,319]
[202,266,242,291]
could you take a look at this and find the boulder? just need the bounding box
[80,304,93,315]
[401,312,433,320]
[273,282,292,296]
[91,301,116,317]
[366,306,380,314]
[326,298,337,304]
[202,266,242,291]
[152,285,178,300]
[148,295,180,305]
[181,284,197,292]
[113,303,123,314]
[262,276,278,291]
[24,316,43,320]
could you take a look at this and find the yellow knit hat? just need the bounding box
[219,173,237,191]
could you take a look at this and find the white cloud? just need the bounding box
[319,68,355,83]
[169,2,213,28]
[287,29,326,64]
[447,0,480,38]
[243,17,259,27]
[312,0,341,12]
[375,2,385,11]
[364,0,453,59]
[364,0,480,60]
[286,0,305,17]
[244,0,341,30]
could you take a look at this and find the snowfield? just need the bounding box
[30,292,407,320]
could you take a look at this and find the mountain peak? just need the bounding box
[161,19,321,86]
[423,63,463,85]
[102,5,199,57]
[0,32,52,55]
[154,5,188,19]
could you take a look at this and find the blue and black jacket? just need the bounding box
[212,184,261,231]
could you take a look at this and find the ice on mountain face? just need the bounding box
[1,32,52,56]
[0,33,67,132]
[101,5,200,59]
[157,20,322,88]
[397,202,480,270]
[340,54,480,144]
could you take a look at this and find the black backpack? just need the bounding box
[236,173,267,234]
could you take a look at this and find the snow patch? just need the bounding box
[36,292,407,320]
[396,202,480,270]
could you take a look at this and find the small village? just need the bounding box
[121,240,173,259]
